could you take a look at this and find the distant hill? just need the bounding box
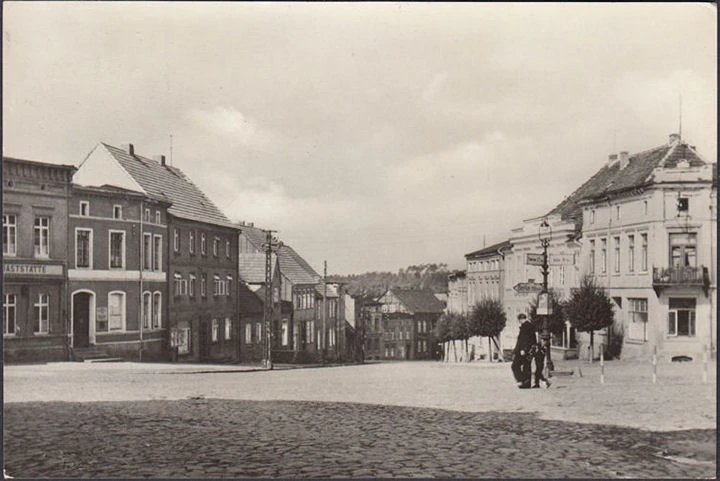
[329,263,449,298]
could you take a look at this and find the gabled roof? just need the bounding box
[465,240,512,259]
[99,143,235,228]
[389,288,445,314]
[277,245,321,285]
[238,283,264,315]
[314,283,339,298]
[238,224,269,250]
[238,253,277,284]
[547,139,709,228]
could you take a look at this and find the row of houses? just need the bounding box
[447,133,717,362]
[3,142,359,364]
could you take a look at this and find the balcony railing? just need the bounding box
[652,266,710,297]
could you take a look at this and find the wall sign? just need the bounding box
[4,263,63,276]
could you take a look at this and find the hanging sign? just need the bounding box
[537,292,553,316]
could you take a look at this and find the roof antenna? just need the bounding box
[169,134,173,166]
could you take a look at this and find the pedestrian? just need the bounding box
[511,313,535,389]
[530,340,551,388]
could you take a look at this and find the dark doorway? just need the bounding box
[199,319,210,361]
[73,292,91,348]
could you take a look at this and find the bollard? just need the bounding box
[652,345,657,384]
[600,349,605,384]
[703,344,708,384]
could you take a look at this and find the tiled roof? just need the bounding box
[101,143,235,228]
[277,245,321,285]
[547,140,709,227]
[238,253,277,284]
[465,240,512,259]
[239,224,269,250]
[390,288,446,314]
[238,283,264,315]
[314,283,339,298]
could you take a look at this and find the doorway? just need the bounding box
[72,292,92,347]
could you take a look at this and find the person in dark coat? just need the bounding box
[511,313,536,388]
[531,340,551,388]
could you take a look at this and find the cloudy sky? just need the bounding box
[3,2,716,274]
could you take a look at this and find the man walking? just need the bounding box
[511,313,535,389]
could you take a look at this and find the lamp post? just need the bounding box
[262,230,282,370]
[538,218,555,373]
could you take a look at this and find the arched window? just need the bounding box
[152,292,162,329]
[142,291,151,329]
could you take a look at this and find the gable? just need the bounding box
[74,143,146,193]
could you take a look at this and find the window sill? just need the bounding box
[625,338,647,345]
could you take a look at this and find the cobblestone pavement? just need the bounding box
[3,399,716,479]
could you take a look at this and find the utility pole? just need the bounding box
[263,229,280,370]
[323,260,328,363]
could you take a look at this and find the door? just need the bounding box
[73,292,91,348]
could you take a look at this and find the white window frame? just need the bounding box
[155,210,161,224]
[3,214,17,256]
[640,233,648,271]
[281,319,289,346]
[613,236,620,273]
[201,274,207,297]
[144,208,150,222]
[211,319,219,343]
[34,216,50,258]
[667,298,696,337]
[600,238,607,273]
[79,201,89,216]
[153,234,162,271]
[189,231,195,255]
[108,230,126,270]
[152,291,162,329]
[226,275,233,297]
[245,323,253,344]
[4,294,17,335]
[628,235,635,273]
[108,291,126,332]
[143,233,153,271]
[33,293,50,334]
[627,298,648,342]
[256,322,263,342]
[113,205,122,219]
[201,233,207,255]
[75,228,93,269]
[226,239,231,258]
[174,273,188,296]
[189,274,196,297]
[224,318,232,341]
[173,229,180,252]
[142,291,152,330]
[589,239,596,274]
[213,237,219,257]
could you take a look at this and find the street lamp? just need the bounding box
[262,230,282,370]
[537,218,555,373]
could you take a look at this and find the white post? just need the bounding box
[600,349,605,384]
[652,345,658,384]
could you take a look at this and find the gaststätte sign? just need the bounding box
[3,263,63,276]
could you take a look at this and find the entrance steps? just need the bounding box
[71,347,124,363]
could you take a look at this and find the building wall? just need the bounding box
[446,274,468,314]
[167,216,239,362]
[3,159,74,362]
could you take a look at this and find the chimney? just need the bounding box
[152,155,167,166]
[619,151,629,170]
[668,133,681,145]
[607,153,618,167]
[121,143,135,156]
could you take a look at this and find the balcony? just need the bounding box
[652,266,710,297]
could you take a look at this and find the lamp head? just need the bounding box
[538,218,552,243]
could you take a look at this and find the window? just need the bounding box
[643,200,648,215]
[628,235,635,272]
[76,229,92,268]
[226,239,231,259]
[143,233,152,270]
[641,233,648,271]
[142,292,152,329]
[615,205,621,220]
[4,294,16,335]
[144,208,150,222]
[153,235,162,271]
[226,275,233,297]
[31,294,50,334]
[256,322,263,342]
[281,319,289,346]
[590,209,595,224]
[589,240,596,274]
[189,231,195,255]
[628,298,648,341]
[152,292,162,329]
[108,292,125,331]
[113,205,122,219]
[677,197,689,214]
[189,274,196,297]
[245,323,253,343]
[306,320,314,344]
[613,237,620,273]
[173,229,180,252]
[155,211,161,224]
[201,274,207,297]
[109,231,125,269]
[668,298,696,337]
[174,274,188,296]
[212,319,219,343]
[175,328,191,354]
[669,233,697,268]
[3,214,17,256]
[600,238,607,273]
[213,237,219,257]
[34,217,50,257]
[80,201,89,216]
[225,318,232,340]
[201,233,207,255]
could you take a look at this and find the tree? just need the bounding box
[469,298,507,362]
[435,312,454,362]
[451,313,473,362]
[528,289,567,340]
[565,276,615,360]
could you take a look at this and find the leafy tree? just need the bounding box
[435,312,454,362]
[565,276,615,359]
[451,313,473,362]
[469,298,507,362]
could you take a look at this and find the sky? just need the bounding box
[3,2,716,275]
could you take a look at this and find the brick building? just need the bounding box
[73,143,240,362]
[67,185,171,361]
[3,157,76,362]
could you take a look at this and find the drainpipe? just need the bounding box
[139,200,144,362]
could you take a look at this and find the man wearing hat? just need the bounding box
[512,313,536,389]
